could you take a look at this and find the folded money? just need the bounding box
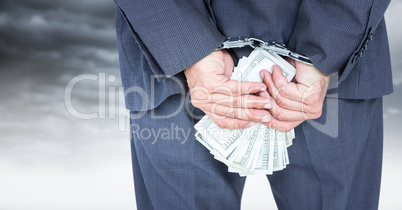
[194,48,296,176]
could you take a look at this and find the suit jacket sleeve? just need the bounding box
[114,0,224,81]
[288,0,390,83]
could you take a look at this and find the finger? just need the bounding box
[259,91,306,121]
[260,69,304,109]
[269,95,323,121]
[259,88,320,114]
[260,91,323,120]
[198,103,272,123]
[260,88,305,112]
[213,80,266,96]
[271,65,289,89]
[271,67,327,108]
[209,93,271,109]
[205,111,256,129]
[271,66,304,101]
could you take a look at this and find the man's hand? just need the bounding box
[260,60,330,132]
[184,50,272,129]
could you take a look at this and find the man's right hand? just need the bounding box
[184,50,272,129]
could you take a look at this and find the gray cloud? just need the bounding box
[0,0,122,134]
[0,0,118,88]
[0,0,125,165]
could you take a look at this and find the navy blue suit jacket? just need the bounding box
[114,0,393,112]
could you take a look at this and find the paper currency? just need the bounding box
[194,47,296,176]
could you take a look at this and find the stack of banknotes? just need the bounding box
[194,47,297,176]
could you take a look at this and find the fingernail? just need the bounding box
[261,116,270,122]
[260,70,264,78]
[248,122,257,127]
[260,87,266,92]
[264,103,271,109]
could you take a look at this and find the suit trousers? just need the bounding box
[129,93,383,210]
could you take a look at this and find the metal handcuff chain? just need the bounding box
[216,37,313,65]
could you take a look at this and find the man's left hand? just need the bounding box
[259,60,330,132]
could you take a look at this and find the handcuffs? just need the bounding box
[216,37,313,66]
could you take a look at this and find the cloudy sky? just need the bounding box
[0,1,401,209]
